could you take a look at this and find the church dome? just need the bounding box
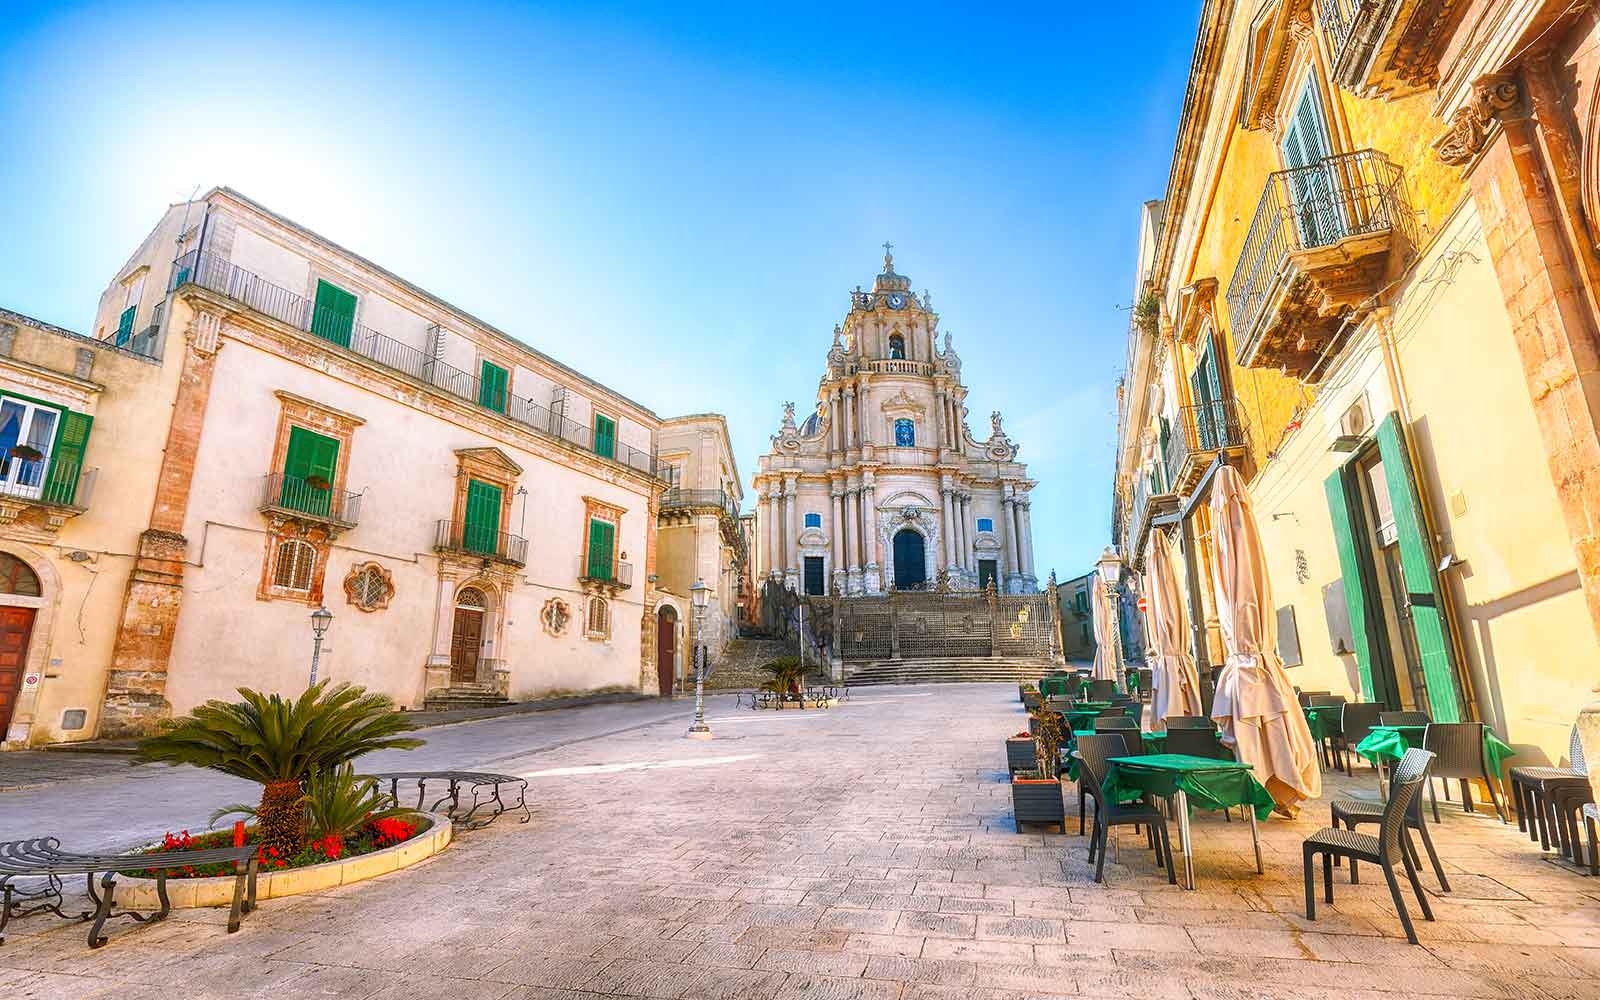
[801,410,821,436]
[872,243,911,294]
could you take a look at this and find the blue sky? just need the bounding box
[0,1,1199,577]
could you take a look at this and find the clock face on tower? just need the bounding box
[887,292,906,310]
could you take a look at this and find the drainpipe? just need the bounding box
[1374,307,1482,724]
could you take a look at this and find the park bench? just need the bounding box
[0,836,257,948]
[367,771,531,829]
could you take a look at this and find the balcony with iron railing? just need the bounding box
[660,488,741,522]
[1316,0,1455,97]
[1225,150,1413,380]
[258,472,362,531]
[434,518,528,567]
[1164,399,1249,495]
[172,250,668,480]
[578,553,634,590]
[1125,467,1178,570]
[0,464,97,529]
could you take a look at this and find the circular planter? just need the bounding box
[118,812,452,910]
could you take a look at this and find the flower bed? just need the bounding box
[116,812,451,910]
[137,815,422,878]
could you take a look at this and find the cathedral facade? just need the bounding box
[753,249,1039,596]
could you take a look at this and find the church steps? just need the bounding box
[844,658,1053,687]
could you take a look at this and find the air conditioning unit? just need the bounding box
[1339,394,1372,439]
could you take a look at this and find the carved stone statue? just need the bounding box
[991,411,1004,437]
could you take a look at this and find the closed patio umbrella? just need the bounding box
[1090,583,1118,682]
[1208,465,1321,814]
[1147,527,1202,729]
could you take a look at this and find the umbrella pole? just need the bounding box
[1176,789,1195,890]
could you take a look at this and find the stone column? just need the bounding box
[863,473,880,591]
[830,485,846,593]
[934,386,949,449]
[1019,500,1035,578]
[940,484,956,573]
[766,486,782,580]
[782,475,799,584]
[857,381,870,447]
[957,493,970,572]
[1003,493,1022,584]
[844,387,856,450]
[844,485,861,592]
[755,487,769,579]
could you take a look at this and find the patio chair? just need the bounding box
[1164,726,1235,821]
[1380,710,1430,727]
[1076,735,1176,885]
[1096,709,1132,725]
[1302,748,1436,944]
[1509,726,1590,857]
[1423,722,1508,824]
[1298,690,1330,709]
[1331,702,1384,776]
[1086,679,1117,701]
[1545,750,1595,868]
[1165,716,1214,730]
[1330,775,1451,892]
[1137,668,1154,705]
[1307,695,1347,770]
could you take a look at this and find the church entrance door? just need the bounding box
[892,529,926,591]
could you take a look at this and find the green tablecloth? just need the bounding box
[1355,724,1515,774]
[1125,669,1141,693]
[1302,705,1341,742]
[1103,753,1275,820]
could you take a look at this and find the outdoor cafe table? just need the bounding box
[1302,704,1341,742]
[1101,753,1274,890]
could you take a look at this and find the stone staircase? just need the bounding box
[844,657,1055,687]
[707,638,809,690]
[422,682,510,710]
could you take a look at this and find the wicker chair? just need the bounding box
[1076,734,1175,885]
[1137,668,1154,705]
[1423,722,1508,824]
[1298,689,1330,709]
[1308,695,1347,770]
[1164,727,1235,821]
[1164,715,1213,730]
[1331,702,1385,776]
[1509,726,1588,856]
[1303,748,1436,944]
[1330,779,1451,892]
[1087,679,1117,701]
[1380,710,1430,727]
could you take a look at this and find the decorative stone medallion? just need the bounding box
[541,596,571,637]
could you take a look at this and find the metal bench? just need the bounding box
[0,837,257,948]
[367,771,531,829]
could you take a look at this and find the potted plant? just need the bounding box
[759,657,806,709]
[1005,730,1036,775]
[1021,684,1042,712]
[8,444,43,463]
[1010,704,1066,833]
[303,474,332,491]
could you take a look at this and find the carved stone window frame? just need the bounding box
[449,447,523,535]
[584,594,611,641]
[580,495,628,597]
[344,561,395,612]
[257,392,364,604]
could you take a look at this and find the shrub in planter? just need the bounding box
[1009,703,1068,833]
[1022,689,1042,711]
[1005,732,1036,775]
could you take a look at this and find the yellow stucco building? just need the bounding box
[1114,0,1600,773]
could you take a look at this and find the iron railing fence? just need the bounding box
[660,488,740,520]
[0,466,97,509]
[172,250,667,480]
[1165,399,1248,487]
[259,472,362,526]
[1225,150,1412,357]
[434,519,529,566]
[1316,0,1358,62]
[578,554,635,588]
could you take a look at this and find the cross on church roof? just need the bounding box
[882,241,894,272]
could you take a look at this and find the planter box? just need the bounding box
[118,812,452,910]
[1022,691,1042,711]
[1005,738,1037,775]
[1010,777,1066,834]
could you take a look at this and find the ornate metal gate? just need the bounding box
[818,591,1055,662]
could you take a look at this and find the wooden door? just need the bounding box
[0,606,36,735]
[656,611,676,697]
[450,607,484,684]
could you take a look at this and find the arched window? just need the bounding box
[888,334,906,360]
[272,540,316,592]
[894,419,915,447]
[0,552,40,596]
[587,596,610,636]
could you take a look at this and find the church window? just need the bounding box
[977,517,994,532]
[894,419,914,447]
[888,334,905,360]
[803,512,821,529]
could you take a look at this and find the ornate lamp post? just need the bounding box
[1095,547,1125,687]
[308,604,333,686]
[687,578,713,740]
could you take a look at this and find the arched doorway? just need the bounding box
[892,529,926,590]
[656,606,677,697]
[450,586,489,684]
[0,553,41,735]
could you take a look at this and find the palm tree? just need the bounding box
[137,682,424,853]
[759,657,807,707]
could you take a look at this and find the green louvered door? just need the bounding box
[586,519,615,581]
[463,480,503,556]
[1324,461,1400,709]
[310,280,356,348]
[1375,413,1466,722]
[593,414,616,460]
[479,361,508,414]
[282,427,339,517]
[43,411,92,506]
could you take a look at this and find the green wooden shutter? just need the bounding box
[587,519,615,580]
[1157,416,1172,490]
[479,361,509,414]
[115,306,136,347]
[593,414,616,459]
[43,411,92,506]
[1375,413,1465,722]
[463,480,503,555]
[311,279,357,348]
[282,427,340,517]
[1323,462,1399,708]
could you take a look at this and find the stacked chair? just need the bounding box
[1423,722,1508,824]
[1509,726,1592,863]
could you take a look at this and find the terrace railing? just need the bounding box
[434,519,529,567]
[259,472,362,527]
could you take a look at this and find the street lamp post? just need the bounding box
[308,604,334,686]
[687,578,713,740]
[1095,547,1124,688]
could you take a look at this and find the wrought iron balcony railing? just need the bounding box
[1165,399,1248,492]
[435,519,528,566]
[578,554,634,588]
[1125,467,1178,566]
[172,250,668,481]
[1225,150,1413,367]
[1316,0,1357,63]
[258,472,361,527]
[0,466,97,510]
[660,488,740,521]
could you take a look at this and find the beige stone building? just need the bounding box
[754,248,1038,597]
[2,187,733,746]
[652,414,746,695]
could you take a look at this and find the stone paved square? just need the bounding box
[3,685,1598,998]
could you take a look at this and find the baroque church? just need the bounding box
[753,247,1040,596]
